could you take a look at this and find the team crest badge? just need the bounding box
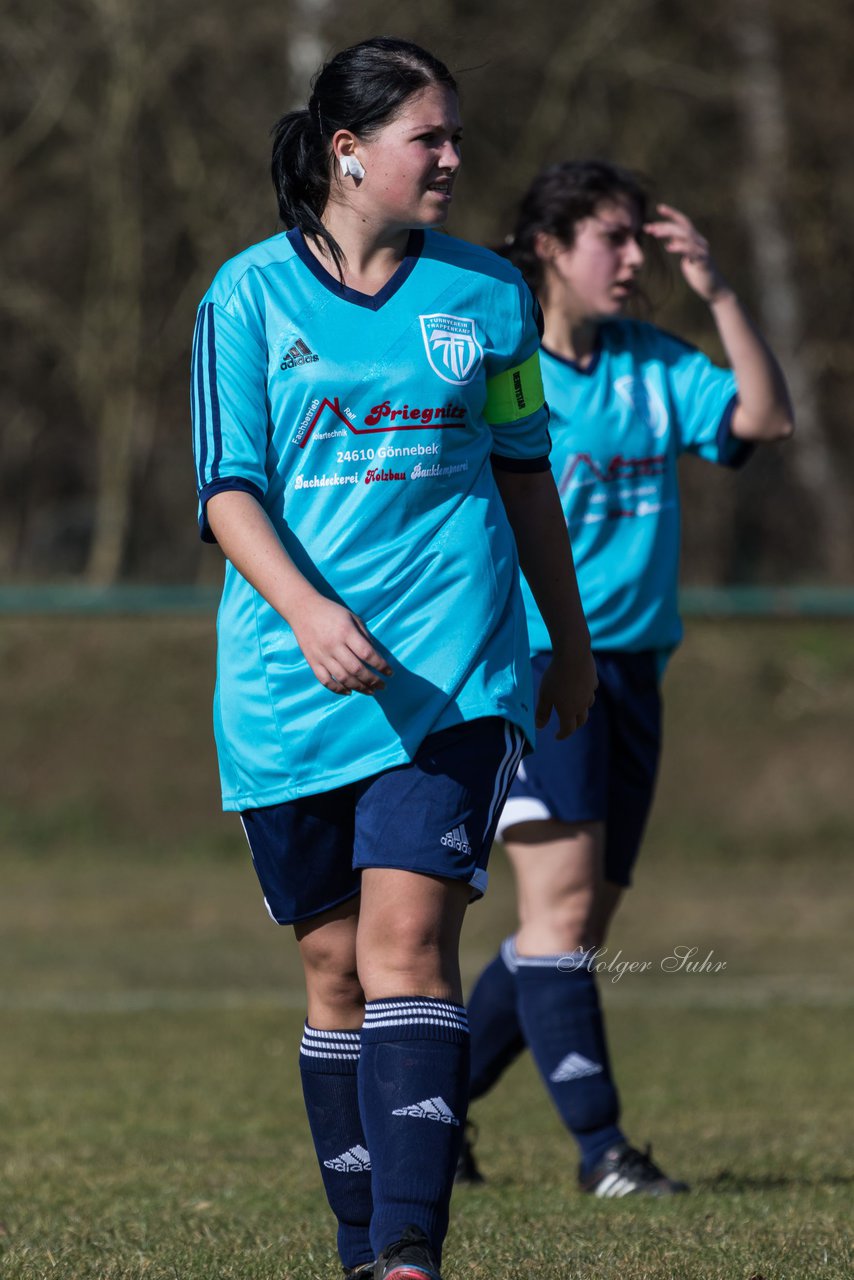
[419,313,484,385]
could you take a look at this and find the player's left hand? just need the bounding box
[644,203,732,305]
[535,647,598,740]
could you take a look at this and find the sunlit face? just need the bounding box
[349,83,462,232]
[544,198,645,321]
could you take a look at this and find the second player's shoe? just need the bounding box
[373,1225,442,1279]
[580,1142,689,1197]
[343,1264,375,1280]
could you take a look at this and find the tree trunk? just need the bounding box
[80,0,145,586]
[729,0,850,578]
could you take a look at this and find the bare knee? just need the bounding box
[507,822,604,955]
[305,964,364,1024]
[359,908,453,995]
[357,871,469,1001]
[517,883,598,954]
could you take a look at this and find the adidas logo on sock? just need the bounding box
[323,1144,371,1172]
[549,1053,603,1083]
[440,823,471,854]
[280,337,320,370]
[392,1096,460,1125]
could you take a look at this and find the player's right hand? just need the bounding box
[289,595,393,695]
[535,647,598,739]
[644,203,731,305]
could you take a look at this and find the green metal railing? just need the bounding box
[679,586,854,618]
[0,585,853,617]
[0,586,221,615]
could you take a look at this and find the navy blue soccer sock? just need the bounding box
[299,1025,373,1269]
[467,938,526,1101]
[359,996,469,1262]
[514,945,625,1175]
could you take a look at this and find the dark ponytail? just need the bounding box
[270,107,332,260]
[503,160,649,292]
[271,37,457,275]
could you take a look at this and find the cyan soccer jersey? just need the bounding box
[523,318,748,656]
[192,228,549,810]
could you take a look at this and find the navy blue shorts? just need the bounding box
[240,717,526,924]
[497,651,661,887]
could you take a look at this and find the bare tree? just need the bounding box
[728,0,851,578]
[75,0,146,584]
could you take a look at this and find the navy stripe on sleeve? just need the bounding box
[490,453,551,474]
[195,306,208,485]
[190,309,202,481]
[716,395,754,469]
[206,303,223,480]
[198,477,266,544]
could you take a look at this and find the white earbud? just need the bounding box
[339,154,366,181]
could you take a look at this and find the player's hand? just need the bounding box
[644,203,732,305]
[535,646,598,740]
[289,595,392,696]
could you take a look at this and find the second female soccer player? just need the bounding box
[458,160,794,1197]
[191,39,596,1280]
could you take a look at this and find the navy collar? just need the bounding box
[541,327,604,376]
[287,228,424,311]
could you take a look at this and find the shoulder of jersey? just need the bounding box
[202,231,298,308]
[422,229,526,289]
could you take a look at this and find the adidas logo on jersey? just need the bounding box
[323,1144,371,1172]
[392,1096,460,1125]
[440,823,471,854]
[280,337,319,369]
[549,1053,603,1083]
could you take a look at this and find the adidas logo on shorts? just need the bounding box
[440,823,471,854]
[392,1096,460,1125]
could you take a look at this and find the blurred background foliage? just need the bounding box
[2,0,852,587]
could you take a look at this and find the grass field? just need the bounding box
[1,617,853,1278]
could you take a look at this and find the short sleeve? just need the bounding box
[666,336,752,469]
[191,300,270,542]
[486,282,551,473]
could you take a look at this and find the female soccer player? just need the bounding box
[190,40,596,1280]
[458,160,793,1197]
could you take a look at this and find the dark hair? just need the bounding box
[271,37,457,274]
[504,160,649,293]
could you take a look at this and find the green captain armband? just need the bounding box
[483,350,546,425]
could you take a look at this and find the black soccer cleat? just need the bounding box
[580,1142,690,1197]
[453,1121,485,1186]
[343,1264,375,1280]
[373,1225,442,1280]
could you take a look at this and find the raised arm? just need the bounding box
[206,489,392,696]
[493,468,597,738]
[645,203,794,442]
